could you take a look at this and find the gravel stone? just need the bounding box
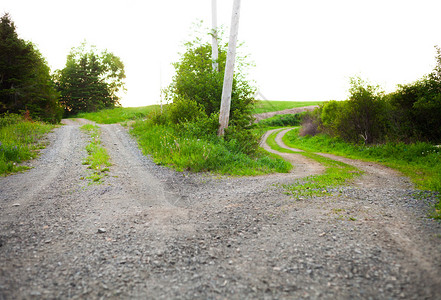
[0,120,440,299]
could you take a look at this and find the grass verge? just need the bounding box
[80,124,111,183]
[130,121,291,176]
[0,114,55,175]
[264,128,362,199]
[284,128,441,218]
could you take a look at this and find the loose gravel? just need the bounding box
[0,121,440,299]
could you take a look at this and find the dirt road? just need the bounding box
[0,121,440,299]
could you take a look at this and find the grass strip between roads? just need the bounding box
[283,127,441,219]
[80,124,111,183]
[266,128,363,200]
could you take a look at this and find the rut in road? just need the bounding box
[271,127,441,289]
[0,121,440,299]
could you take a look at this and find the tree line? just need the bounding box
[301,48,441,144]
[0,13,125,123]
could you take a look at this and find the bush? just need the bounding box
[313,77,388,144]
[165,25,255,131]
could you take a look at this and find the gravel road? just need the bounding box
[1,121,440,299]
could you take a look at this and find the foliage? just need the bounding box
[74,105,161,124]
[130,119,291,176]
[80,124,111,183]
[317,77,388,144]
[0,113,54,175]
[55,42,126,116]
[284,128,441,217]
[253,101,323,114]
[164,26,255,130]
[387,57,441,142]
[0,13,62,123]
[310,47,441,145]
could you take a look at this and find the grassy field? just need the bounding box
[75,105,161,124]
[253,100,324,114]
[0,114,55,175]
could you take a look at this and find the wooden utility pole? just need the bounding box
[218,0,241,136]
[211,0,219,72]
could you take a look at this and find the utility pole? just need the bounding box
[211,0,219,72]
[218,0,241,136]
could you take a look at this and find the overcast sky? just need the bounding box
[3,0,441,107]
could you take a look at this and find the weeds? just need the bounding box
[80,124,111,183]
[0,114,54,175]
[130,121,291,176]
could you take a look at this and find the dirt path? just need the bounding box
[0,122,440,299]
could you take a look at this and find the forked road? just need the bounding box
[0,121,440,299]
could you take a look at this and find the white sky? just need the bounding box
[3,0,441,107]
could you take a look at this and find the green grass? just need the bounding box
[80,124,111,183]
[283,128,441,218]
[264,128,362,199]
[0,114,55,175]
[283,152,362,200]
[75,105,161,124]
[253,100,324,114]
[130,120,291,176]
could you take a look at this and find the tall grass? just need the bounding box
[284,128,441,217]
[75,105,161,124]
[0,114,54,175]
[130,120,291,176]
[253,100,323,114]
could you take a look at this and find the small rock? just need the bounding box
[97,228,107,233]
[12,203,20,207]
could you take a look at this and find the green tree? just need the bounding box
[388,46,441,142]
[55,43,126,116]
[317,77,387,144]
[165,28,255,129]
[0,13,62,123]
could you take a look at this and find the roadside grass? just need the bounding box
[130,120,291,176]
[80,124,111,183]
[75,105,161,124]
[0,114,55,175]
[264,129,362,200]
[284,128,441,218]
[253,100,324,114]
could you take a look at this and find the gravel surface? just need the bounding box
[1,121,440,299]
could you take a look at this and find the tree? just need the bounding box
[165,26,255,130]
[317,77,387,144]
[55,43,125,116]
[387,46,441,142]
[0,13,62,123]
